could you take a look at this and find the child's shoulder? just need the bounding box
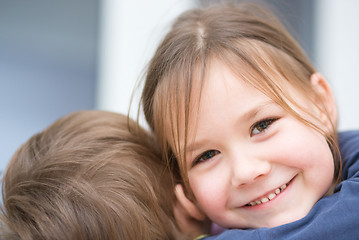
[338,129,359,179]
[339,129,359,155]
[339,129,359,142]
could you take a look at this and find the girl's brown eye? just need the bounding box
[193,150,220,166]
[251,118,277,136]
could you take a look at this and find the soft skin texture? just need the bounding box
[180,60,335,229]
[203,130,359,239]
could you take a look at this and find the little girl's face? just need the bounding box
[182,60,335,228]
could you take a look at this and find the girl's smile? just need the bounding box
[227,170,298,213]
[180,59,335,229]
[244,177,292,207]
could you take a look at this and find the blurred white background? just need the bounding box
[1,0,358,171]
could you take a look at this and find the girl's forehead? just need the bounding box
[159,41,314,143]
[169,60,311,128]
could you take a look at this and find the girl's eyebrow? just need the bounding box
[240,100,275,123]
[185,100,275,154]
[185,140,206,155]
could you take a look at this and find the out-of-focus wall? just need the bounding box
[0,0,99,171]
[315,0,359,131]
[96,0,194,126]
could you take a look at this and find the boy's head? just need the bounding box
[1,110,182,240]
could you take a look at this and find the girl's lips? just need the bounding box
[244,177,294,207]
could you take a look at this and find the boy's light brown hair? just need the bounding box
[0,110,182,240]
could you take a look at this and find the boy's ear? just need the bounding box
[174,184,206,221]
[310,72,337,128]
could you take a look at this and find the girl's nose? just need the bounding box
[230,154,271,187]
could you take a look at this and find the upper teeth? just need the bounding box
[246,183,287,206]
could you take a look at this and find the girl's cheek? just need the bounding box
[190,173,228,211]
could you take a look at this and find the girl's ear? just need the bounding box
[174,184,206,221]
[310,72,337,129]
[174,184,210,238]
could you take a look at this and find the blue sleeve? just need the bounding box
[204,130,359,240]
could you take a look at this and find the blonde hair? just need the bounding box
[141,2,341,195]
[1,110,183,240]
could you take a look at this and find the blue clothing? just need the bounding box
[204,130,359,240]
